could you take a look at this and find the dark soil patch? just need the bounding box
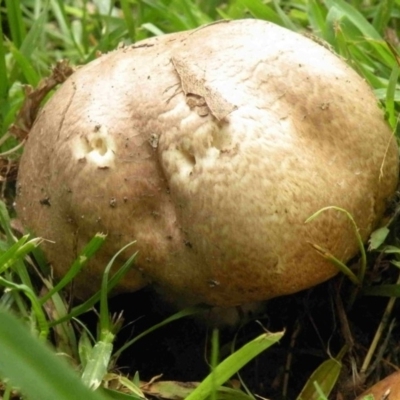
[85,270,400,400]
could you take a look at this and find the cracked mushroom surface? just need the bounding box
[17,19,399,307]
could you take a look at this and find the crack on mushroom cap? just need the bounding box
[73,125,116,168]
[171,56,237,121]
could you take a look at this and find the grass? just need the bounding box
[1,0,400,399]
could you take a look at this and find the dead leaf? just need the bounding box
[9,59,75,141]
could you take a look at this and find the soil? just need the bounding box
[94,267,399,400]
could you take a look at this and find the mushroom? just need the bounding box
[16,19,398,308]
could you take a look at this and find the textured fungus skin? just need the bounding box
[17,19,399,307]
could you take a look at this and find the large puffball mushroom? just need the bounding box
[17,19,398,308]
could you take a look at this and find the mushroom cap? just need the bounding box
[17,19,398,307]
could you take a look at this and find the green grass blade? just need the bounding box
[48,251,137,328]
[0,201,36,289]
[120,0,136,42]
[368,226,390,251]
[99,240,137,334]
[308,243,361,285]
[0,12,9,113]
[0,308,109,400]
[238,0,282,25]
[363,284,400,297]
[210,328,220,400]
[8,42,41,85]
[372,0,395,34]
[307,0,328,37]
[44,285,79,359]
[81,338,114,390]
[0,278,49,339]
[0,236,42,274]
[385,65,400,129]
[324,0,394,66]
[306,206,366,284]
[40,233,107,304]
[50,0,74,45]
[173,0,212,27]
[185,331,284,400]
[80,242,136,389]
[5,0,26,49]
[0,235,29,271]
[273,0,297,30]
[78,329,94,369]
[81,241,139,390]
[296,356,342,400]
[139,0,191,31]
[0,200,16,242]
[19,5,48,59]
[324,0,382,40]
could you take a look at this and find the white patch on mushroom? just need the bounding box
[73,125,116,168]
[162,114,228,186]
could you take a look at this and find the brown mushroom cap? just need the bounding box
[17,19,399,307]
